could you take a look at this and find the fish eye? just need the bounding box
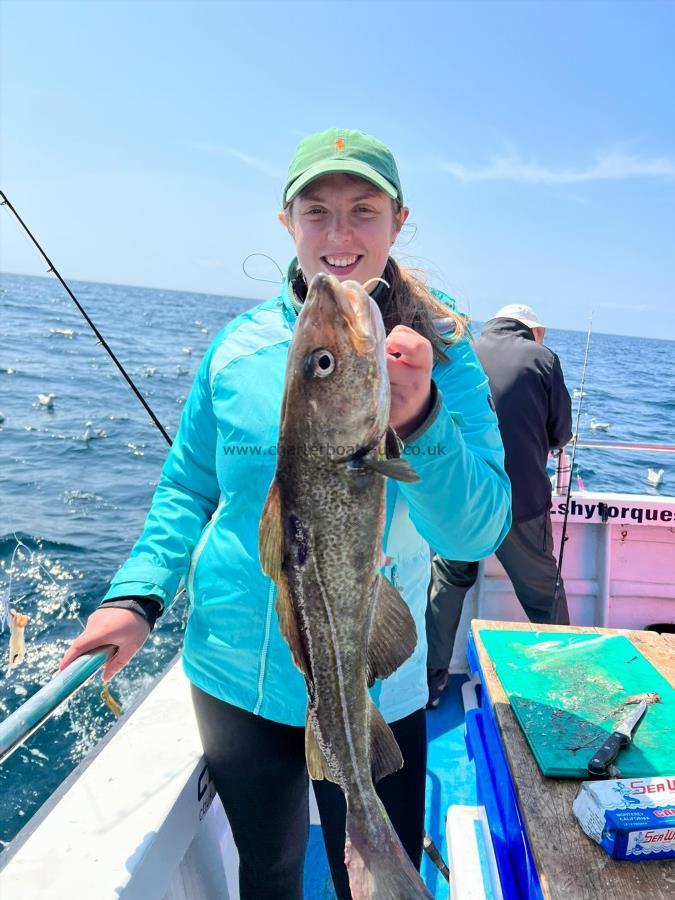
[310,349,335,378]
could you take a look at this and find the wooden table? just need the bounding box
[470,620,675,900]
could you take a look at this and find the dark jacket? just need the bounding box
[474,318,572,523]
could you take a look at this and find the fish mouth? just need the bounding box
[303,272,389,459]
[306,272,379,354]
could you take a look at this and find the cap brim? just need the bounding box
[284,159,400,205]
[496,315,545,330]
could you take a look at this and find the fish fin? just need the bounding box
[305,714,336,782]
[385,425,403,459]
[361,457,420,483]
[369,701,403,782]
[275,577,310,676]
[366,574,417,686]
[259,478,284,583]
[367,425,420,482]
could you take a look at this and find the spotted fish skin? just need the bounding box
[259,273,431,899]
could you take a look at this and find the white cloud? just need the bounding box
[187,142,281,178]
[436,150,675,185]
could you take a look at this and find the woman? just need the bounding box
[60,128,511,899]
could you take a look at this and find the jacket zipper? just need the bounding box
[186,498,226,603]
[254,580,277,715]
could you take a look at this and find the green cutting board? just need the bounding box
[479,630,675,778]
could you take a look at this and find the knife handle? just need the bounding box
[588,731,629,778]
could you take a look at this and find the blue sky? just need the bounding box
[1,0,674,339]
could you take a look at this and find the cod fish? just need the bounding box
[259,272,432,899]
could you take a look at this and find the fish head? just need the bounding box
[281,272,389,460]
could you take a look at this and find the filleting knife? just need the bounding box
[587,700,648,779]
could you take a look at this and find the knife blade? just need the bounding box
[587,700,648,779]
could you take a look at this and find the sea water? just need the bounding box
[1,271,674,848]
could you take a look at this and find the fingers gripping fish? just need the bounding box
[259,273,432,899]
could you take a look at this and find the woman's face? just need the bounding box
[279,173,409,287]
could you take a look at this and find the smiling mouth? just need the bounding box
[321,254,362,270]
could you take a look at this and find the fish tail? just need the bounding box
[344,804,432,900]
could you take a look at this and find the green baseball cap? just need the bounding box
[282,128,403,206]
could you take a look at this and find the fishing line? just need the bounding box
[242,251,284,285]
[362,277,390,292]
[552,314,593,622]
[1,539,27,632]
[1,535,86,665]
[0,191,172,447]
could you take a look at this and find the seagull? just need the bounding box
[83,421,107,444]
[144,365,157,377]
[37,393,55,410]
[647,468,664,487]
[572,389,586,399]
[0,411,5,424]
[181,346,192,356]
[590,418,610,431]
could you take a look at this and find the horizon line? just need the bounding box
[1,268,672,344]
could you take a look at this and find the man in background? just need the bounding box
[426,304,573,707]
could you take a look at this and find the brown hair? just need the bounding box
[379,256,466,362]
[285,191,467,361]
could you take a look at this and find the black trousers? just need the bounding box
[191,684,427,900]
[426,509,571,670]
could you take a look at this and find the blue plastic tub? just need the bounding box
[466,632,544,900]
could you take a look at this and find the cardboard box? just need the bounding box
[573,775,675,860]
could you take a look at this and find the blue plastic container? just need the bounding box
[466,632,544,900]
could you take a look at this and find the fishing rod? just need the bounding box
[0,191,172,447]
[423,832,450,882]
[0,647,116,765]
[552,315,593,622]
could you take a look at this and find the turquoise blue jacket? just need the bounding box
[103,276,511,725]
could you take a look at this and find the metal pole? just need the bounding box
[575,440,675,453]
[596,524,613,627]
[0,647,114,765]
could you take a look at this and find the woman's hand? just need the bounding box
[59,607,151,682]
[386,325,433,439]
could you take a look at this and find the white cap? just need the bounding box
[493,303,545,330]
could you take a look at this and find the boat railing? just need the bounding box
[0,646,114,765]
[551,439,674,494]
[573,440,675,453]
